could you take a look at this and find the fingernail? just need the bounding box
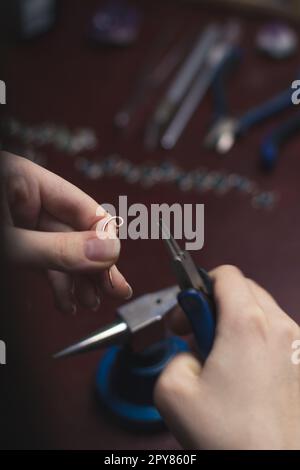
[85,237,119,262]
[125,283,133,300]
[91,296,101,312]
[96,205,107,217]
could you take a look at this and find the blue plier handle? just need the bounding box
[238,88,294,135]
[159,220,216,361]
[178,268,215,361]
[212,49,294,133]
[212,46,242,121]
[260,111,300,170]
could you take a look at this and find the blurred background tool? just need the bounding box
[54,285,188,428]
[204,83,295,154]
[144,24,221,150]
[160,220,216,360]
[261,112,300,171]
[256,22,298,59]
[88,0,141,46]
[0,0,58,40]
[114,27,189,130]
[210,45,242,125]
[161,21,241,150]
[199,0,300,21]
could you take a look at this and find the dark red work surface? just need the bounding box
[1,0,300,450]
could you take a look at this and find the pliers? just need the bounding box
[54,226,216,362]
[205,68,295,154]
[261,112,300,170]
[159,220,216,360]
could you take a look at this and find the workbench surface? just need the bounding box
[1,0,300,450]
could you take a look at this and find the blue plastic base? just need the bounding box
[96,336,188,429]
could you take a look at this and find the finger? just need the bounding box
[74,274,101,311]
[100,265,133,300]
[168,266,267,338]
[210,265,266,328]
[0,181,13,226]
[167,306,191,336]
[39,210,132,301]
[5,226,120,272]
[34,161,106,229]
[38,209,72,233]
[5,173,40,228]
[154,353,203,449]
[3,153,107,230]
[39,211,101,312]
[47,270,76,314]
[246,279,281,315]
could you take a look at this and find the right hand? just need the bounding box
[155,265,300,449]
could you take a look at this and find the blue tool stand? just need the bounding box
[96,336,188,429]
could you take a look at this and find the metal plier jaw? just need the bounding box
[159,219,216,360]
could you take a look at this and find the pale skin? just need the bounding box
[155,265,300,450]
[2,154,300,449]
[1,152,133,313]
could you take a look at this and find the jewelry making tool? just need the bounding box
[159,220,216,360]
[160,22,241,150]
[54,285,188,428]
[204,83,295,154]
[260,112,300,171]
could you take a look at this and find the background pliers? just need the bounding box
[261,111,300,170]
[205,70,295,154]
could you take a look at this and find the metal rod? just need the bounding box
[53,321,128,359]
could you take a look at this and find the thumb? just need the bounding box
[5,227,120,272]
[154,352,204,448]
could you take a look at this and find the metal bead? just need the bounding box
[68,129,98,154]
[75,157,89,171]
[85,162,104,179]
[35,125,56,145]
[125,166,142,184]
[54,128,72,152]
[159,161,181,182]
[198,172,221,192]
[194,170,208,191]
[214,175,232,194]
[105,154,125,175]
[177,172,195,191]
[251,191,278,210]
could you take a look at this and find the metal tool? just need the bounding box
[114,28,188,130]
[54,285,179,359]
[205,84,294,154]
[161,22,241,150]
[144,24,221,150]
[54,284,187,429]
[159,220,216,360]
[210,46,242,123]
[261,112,300,170]
[54,225,216,426]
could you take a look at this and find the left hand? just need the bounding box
[1,152,132,314]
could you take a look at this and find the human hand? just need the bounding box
[1,152,132,314]
[155,265,300,449]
